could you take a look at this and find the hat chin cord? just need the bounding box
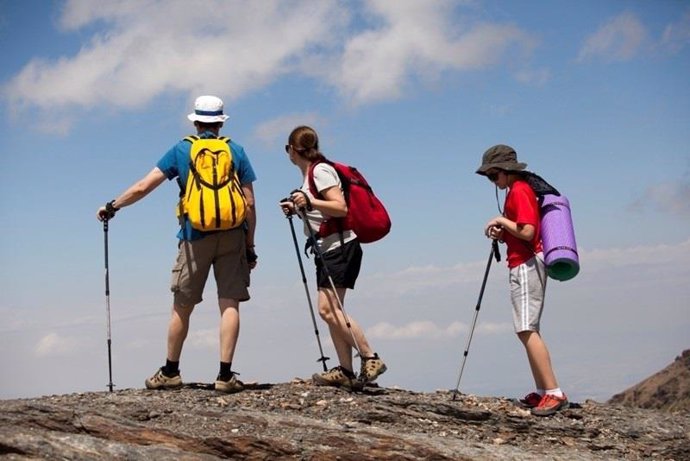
[495,185,505,215]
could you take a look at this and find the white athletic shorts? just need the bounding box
[509,253,547,333]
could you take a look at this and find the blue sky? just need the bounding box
[1,0,688,401]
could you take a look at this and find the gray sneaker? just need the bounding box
[145,367,182,390]
[215,373,244,394]
[312,366,356,389]
[359,353,387,383]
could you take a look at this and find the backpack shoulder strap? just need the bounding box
[215,136,237,175]
[178,135,208,196]
[177,136,200,223]
[307,159,327,198]
[309,159,352,198]
[308,158,342,196]
[307,159,346,242]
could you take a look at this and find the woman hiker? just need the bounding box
[279,125,386,389]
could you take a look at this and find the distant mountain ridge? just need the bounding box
[608,349,690,412]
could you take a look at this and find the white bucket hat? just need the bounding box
[187,95,230,123]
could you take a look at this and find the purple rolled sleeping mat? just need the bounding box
[540,194,579,281]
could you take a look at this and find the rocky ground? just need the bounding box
[1,379,688,460]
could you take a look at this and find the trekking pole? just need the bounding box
[103,219,115,392]
[293,202,363,358]
[285,212,330,371]
[451,239,500,401]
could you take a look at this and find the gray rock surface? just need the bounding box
[1,379,688,460]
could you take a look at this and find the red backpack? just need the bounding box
[307,160,391,243]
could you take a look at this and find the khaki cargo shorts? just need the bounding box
[170,228,250,307]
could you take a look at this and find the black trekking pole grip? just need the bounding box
[492,239,501,262]
[290,189,313,211]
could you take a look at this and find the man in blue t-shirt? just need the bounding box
[97,95,257,394]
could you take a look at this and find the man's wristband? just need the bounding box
[105,200,120,213]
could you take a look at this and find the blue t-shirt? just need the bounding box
[156,131,257,241]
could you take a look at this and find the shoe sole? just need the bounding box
[214,381,244,394]
[311,373,356,390]
[215,387,243,394]
[145,381,183,390]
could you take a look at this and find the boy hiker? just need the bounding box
[476,144,568,416]
[96,95,257,394]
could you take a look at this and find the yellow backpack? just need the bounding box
[177,135,247,231]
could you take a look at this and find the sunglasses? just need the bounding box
[285,144,307,154]
[486,171,500,182]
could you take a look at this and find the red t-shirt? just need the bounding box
[503,180,542,268]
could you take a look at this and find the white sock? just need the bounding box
[537,389,545,396]
[545,388,563,398]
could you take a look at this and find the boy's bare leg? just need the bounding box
[518,331,558,390]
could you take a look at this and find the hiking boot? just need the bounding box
[531,393,569,416]
[214,373,244,394]
[145,367,182,390]
[518,392,543,409]
[359,353,387,383]
[312,366,356,389]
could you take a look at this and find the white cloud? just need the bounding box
[326,0,535,104]
[485,103,514,117]
[633,179,690,218]
[582,238,690,268]
[366,319,511,340]
[2,0,347,130]
[368,320,460,340]
[253,112,324,148]
[187,328,216,350]
[360,260,489,298]
[2,0,536,130]
[476,322,513,334]
[514,67,550,86]
[35,333,81,357]
[357,245,690,343]
[0,307,30,333]
[578,11,647,62]
[661,10,690,54]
